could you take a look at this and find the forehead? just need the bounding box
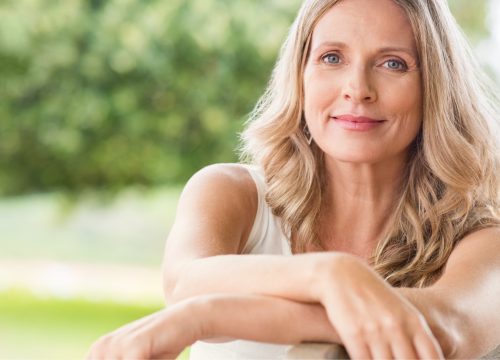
[310,0,417,51]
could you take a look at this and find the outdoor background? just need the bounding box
[1,0,499,358]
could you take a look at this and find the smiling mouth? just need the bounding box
[331,115,386,123]
[330,115,386,131]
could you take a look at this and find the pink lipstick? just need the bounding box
[331,115,385,131]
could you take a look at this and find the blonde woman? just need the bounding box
[87,0,500,358]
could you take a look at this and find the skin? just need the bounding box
[87,0,500,359]
[303,0,422,257]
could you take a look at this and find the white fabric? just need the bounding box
[189,164,293,359]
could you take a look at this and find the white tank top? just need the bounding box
[189,164,294,359]
[189,164,500,359]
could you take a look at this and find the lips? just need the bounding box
[332,115,385,123]
[331,114,386,131]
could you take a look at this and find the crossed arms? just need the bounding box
[88,164,500,359]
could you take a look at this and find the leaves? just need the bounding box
[0,0,488,195]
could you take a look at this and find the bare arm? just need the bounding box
[196,294,340,344]
[170,253,341,303]
[162,164,336,305]
[87,164,342,358]
[160,164,452,358]
[398,227,500,358]
[86,293,340,359]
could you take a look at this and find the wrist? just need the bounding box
[183,295,218,340]
[161,296,215,347]
[310,252,351,303]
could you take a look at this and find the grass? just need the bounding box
[0,188,191,359]
[0,289,190,359]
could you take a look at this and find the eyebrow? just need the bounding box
[311,41,417,58]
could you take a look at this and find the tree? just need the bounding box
[0,0,491,195]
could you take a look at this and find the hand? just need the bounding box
[319,254,444,359]
[86,299,205,360]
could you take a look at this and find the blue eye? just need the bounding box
[322,53,341,64]
[384,59,407,71]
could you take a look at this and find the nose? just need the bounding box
[341,65,377,103]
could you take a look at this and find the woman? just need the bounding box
[87,0,500,358]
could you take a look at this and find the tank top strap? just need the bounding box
[241,164,266,197]
[239,164,268,253]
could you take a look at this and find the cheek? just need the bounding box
[303,69,340,117]
[384,79,422,125]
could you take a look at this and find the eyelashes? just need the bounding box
[382,59,408,71]
[322,53,341,64]
[320,52,409,72]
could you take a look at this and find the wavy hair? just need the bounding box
[239,0,500,287]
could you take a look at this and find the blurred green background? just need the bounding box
[0,0,498,358]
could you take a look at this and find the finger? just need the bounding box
[390,330,419,359]
[341,336,372,360]
[363,322,393,359]
[391,340,418,359]
[414,330,444,359]
[369,339,393,359]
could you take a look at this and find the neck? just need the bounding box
[319,155,407,256]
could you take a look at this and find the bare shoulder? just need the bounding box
[162,163,259,296]
[181,163,257,212]
[184,163,256,191]
[172,163,258,254]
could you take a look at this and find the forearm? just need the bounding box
[397,287,461,358]
[165,253,339,304]
[193,293,341,345]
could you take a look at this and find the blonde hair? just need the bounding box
[239,0,500,287]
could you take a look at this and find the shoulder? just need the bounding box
[162,165,260,287]
[177,163,259,250]
[182,163,257,206]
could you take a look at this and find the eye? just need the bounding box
[383,59,408,71]
[321,53,341,65]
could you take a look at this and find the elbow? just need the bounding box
[162,261,192,305]
[163,274,190,306]
[427,305,463,358]
[439,312,497,359]
[162,266,183,305]
[436,327,462,359]
[164,283,188,306]
[162,274,177,305]
[401,287,463,358]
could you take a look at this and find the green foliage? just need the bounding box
[0,0,301,195]
[448,0,489,43]
[0,289,174,358]
[0,0,490,195]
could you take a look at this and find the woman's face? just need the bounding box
[303,0,422,165]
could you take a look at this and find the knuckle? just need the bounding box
[90,333,129,357]
[409,310,427,329]
[122,334,150,357]
[92,336,110,350]
[362,321,382,336]
[88,338,112,358]
[123,347,147,359]
[382,313,404,332]
[344,324,364,338]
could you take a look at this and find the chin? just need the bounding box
[329,154,384,165]
[322,146,385,164]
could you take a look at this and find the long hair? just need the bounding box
[239,0,500,287]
